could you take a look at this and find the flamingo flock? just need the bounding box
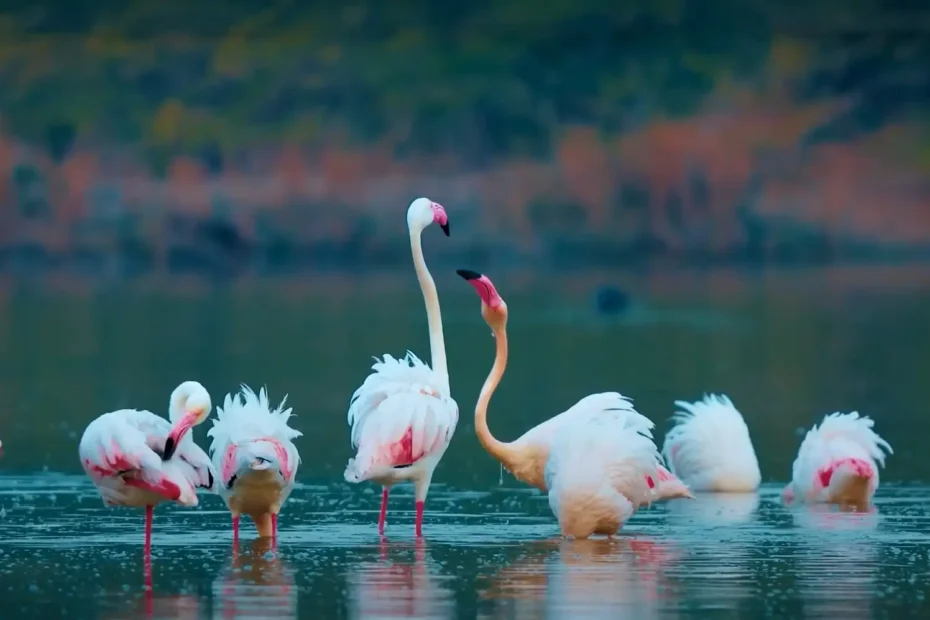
[66,197,893,551]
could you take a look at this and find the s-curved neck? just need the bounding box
[410,228,448,385]
[474,322,514,467]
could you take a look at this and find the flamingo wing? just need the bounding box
[345,352,458,482]
[79,409,170,480]
[519,392,654,450]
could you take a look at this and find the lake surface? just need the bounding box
[0,264,929,617]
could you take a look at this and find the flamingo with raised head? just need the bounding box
[782,411,892,508]
[661,394,761,492]
[456,269,693,502]
[78,380,215,554]
[208,385,301,545]
[545,415,660,538]
[344,197,458,537]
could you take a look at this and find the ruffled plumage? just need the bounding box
[344,351,458,483]
[661,394,761,492]
[786,411,892,503]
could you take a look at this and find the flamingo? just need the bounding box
[782,411,892,508]
[544,415,660,538]
[208,385,301,545]
[456,269,693,502]
[661,394,761,492]
[344,197,458,537]
[78,380,215,554]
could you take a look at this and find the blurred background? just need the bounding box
[0,1,928,484]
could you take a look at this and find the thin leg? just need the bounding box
[271,513,278,548]
[144,505,154,556]
[414,500,425,538]
[232,514,240,546]
[378,487,389,535]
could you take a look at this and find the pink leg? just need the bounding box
[271,513,278,548]
[415,500,425,538]
[144,505,154,556]
[378,487,389,535]
[232,514,240,546]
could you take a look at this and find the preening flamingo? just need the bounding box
[208,385,301,545]
[78,380,215,554]
[456,269,693,502]
[344,198,458,537]
[545,415,660,538]
[661,394,761,492]
[782,411,892,507]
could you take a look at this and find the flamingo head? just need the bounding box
[457,269,507,330]
[407,197,450,236]
[164,380,213,460]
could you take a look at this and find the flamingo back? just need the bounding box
[79,409,213,507]
[208,385,301,503]
[661,394,761,492]
[788,411,892,502]
[344,352,458,482]
[545,417,659,537]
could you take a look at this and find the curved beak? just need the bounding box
[163,411,199,461]
[439,221,450,236]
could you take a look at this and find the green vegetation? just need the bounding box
[5,0,925,167]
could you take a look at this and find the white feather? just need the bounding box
[787,411,892,501]
[545,415,659,537]
[79,409,214,507]
[661,394,761,492]
[519,392,655,449]
[207,385,301,504]
[344,351,458,483]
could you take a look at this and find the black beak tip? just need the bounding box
[457,269,482,281]
[440,222,450,236]
[162,437,176,461]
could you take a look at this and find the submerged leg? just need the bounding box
[144,504,154,556]
[414,501,425,538]
[271,513,278,547]
[232,514,240,546]
[378,487,389,535]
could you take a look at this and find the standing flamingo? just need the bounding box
[78,380,215,554]
[208,385,301,545]
[344,197,458,537]
[456,269,693,502]
[545,415,660,538]
[661,394,761,492]
[782,411,892,508]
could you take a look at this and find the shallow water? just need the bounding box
[1,475,929,618]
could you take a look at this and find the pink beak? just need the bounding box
[163,412,198,460]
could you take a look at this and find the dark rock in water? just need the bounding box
[594,285,631,315]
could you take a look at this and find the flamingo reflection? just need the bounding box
[481,536,679,618]
[664,492,760,527]
[212,538,297,619]
[347,538,454,619]
[793,504,879,618]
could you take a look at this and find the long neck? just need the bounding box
[474,322,516,468]
[410,228,448,384]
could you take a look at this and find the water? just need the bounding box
[1,475,930,618]
[1,265,930,617]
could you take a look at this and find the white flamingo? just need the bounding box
[78,381,215,554]
[344,197,458,537]
[545,415,660,538]
[456,268,693,503]
[661,394,761,492]
[208,385,301,545]
[782,411,892,507]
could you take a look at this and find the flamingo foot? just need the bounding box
[378,487,389,535]
[415,500,425,538]
[144,504,154,557]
